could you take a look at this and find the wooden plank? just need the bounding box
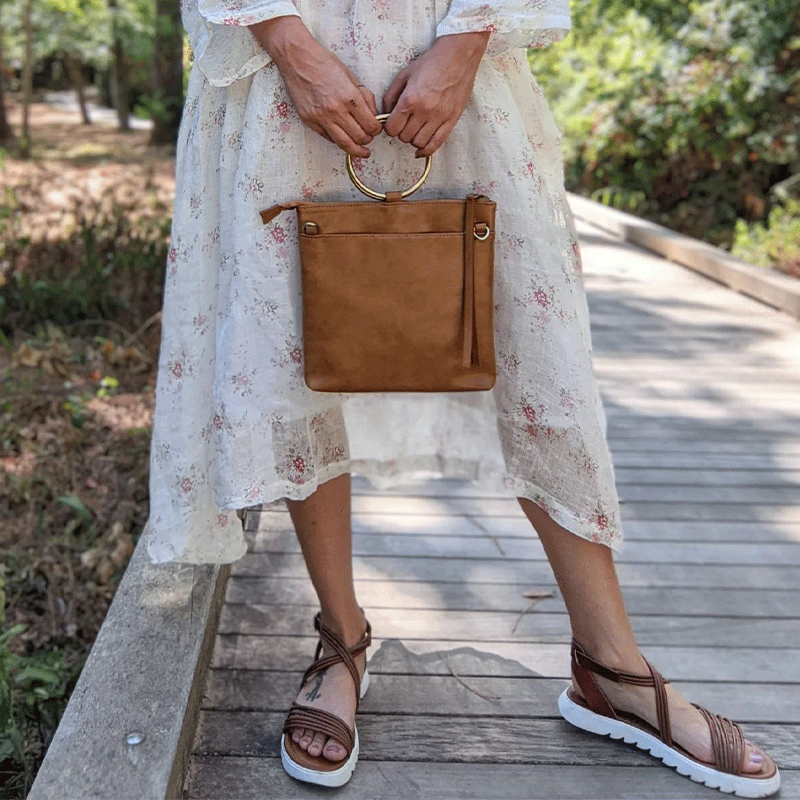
[252,529,800,567]
[193,711,800,768]
[217,605,800,648]
[611,452,800,469]
[188,758,800,799]
[254,509,800,544]
[614,468,800,487]
[349,476,800,500]
[210,636,800,683]
[225,576,800,618]
[204,670,800,724]
[232,552,800,590]
[345,495,800,523]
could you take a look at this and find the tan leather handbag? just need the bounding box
[259,118,496,393]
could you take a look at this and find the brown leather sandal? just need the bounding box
[558,639,780,798]
[281,612,371,787]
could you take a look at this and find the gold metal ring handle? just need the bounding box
[346,113,432,200]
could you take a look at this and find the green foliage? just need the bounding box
[733,199,800,274]
[531,0,800,253]
[0,195,170,336]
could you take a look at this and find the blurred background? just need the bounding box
[0,0,798,796]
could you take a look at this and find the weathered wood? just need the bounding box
[255,508,800,543]
[251,529,800,566]
[189,758,800,799]
[218,604,800,648]
[204,670,800,723]
[210,635,800,683]
[193,711,800,769]
[225,576,800,618]
[185,216,800,800]
[232,552,800,590]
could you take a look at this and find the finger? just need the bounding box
[357,84,380,119]
[383,70,409,116]
[323,121,371,158]
[348,89,383,137]
[397,113,426,145]
[410,120,439,151]
[415,119,454,157]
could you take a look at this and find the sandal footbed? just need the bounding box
[566,686,777,781]
[283,731,351,772]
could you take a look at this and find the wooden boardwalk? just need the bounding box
[184,218,800,799]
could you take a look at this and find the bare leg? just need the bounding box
[518,498,766,773]
[285,472,367,762]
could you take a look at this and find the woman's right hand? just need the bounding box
[249,16,382,157]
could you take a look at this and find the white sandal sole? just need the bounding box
[281,669,370,788]
[558,689,780,798]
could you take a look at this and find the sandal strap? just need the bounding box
[284,702,356,756]
[695,704,746,775]
[301,612,372,709]
[571,639,673,747]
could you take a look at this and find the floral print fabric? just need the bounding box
[143,0,623,564]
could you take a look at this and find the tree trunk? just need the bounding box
[0,5,15,143]
[65,53,91,124]
[21,0,34,152]
[149,0,183,145]
[108,0,130,131]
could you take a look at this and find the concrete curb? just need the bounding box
[27,536,230,800]
[567,192,800,319]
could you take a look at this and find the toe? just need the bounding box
[307,731,327,757]
[298,728,313,750]
[741,741,768,774]
[323,737,347,762]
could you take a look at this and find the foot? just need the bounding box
[572,653,768,774]
[290,614,368,763]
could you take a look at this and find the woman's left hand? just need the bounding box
[383,32,490,157]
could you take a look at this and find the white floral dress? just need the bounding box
[143,0,623,564]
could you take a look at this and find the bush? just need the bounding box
[733,199,800,276]
[531,0,800,253]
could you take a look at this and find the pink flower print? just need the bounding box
[168,247,177,264]
[526,424,537,437]
[289,347,302,364]
[217,513,228,526]
[560,389,576,410]
[222,17,239,25]
[483,22,499,33]
[180,477,193,493]
[171,361,183,379]
[213,414,223,430]
[271,225,287,244]
[275,101,290,119]
[293,456,306,473]
[522,405,537,422]
[595,513,609,531]
[534,288,550,308]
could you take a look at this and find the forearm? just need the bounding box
[248,15,316,67]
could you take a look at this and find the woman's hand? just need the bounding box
[383,32,490,157]
[249,16,383,157]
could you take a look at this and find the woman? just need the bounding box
[144,0,780,794]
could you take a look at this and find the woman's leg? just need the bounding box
[518,498,766,772]
[285,472,367,762]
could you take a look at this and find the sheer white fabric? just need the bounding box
[143,0,623,565]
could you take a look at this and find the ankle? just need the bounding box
[574,636,647,676]
[319,605,367,648]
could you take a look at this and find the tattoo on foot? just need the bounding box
[304,669,326,702]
